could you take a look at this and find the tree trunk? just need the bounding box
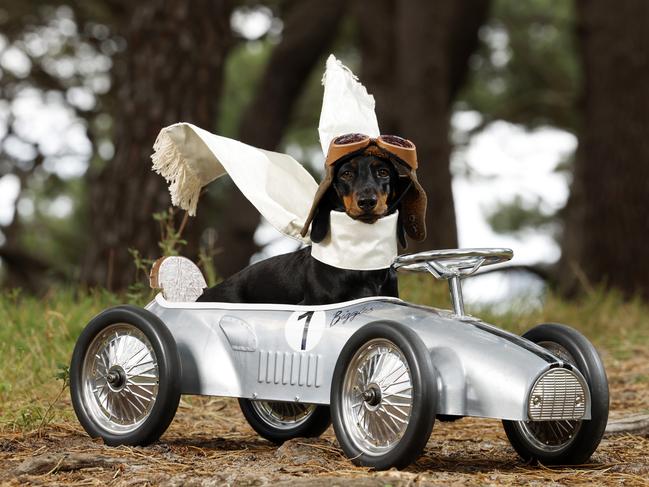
[212,0,347,278]
[354,0,400,135]
[357,0,489,251]
[81,1,232,289]
[560,0,649,298]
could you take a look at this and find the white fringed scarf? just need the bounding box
[152,122,318,243]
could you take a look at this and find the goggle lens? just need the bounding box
[333,133,368,145]
[380,134,413,148]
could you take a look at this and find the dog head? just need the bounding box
[302,137,427,245]
[310,153,411,246]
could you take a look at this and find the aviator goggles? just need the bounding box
[325,133,418,169]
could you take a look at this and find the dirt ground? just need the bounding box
[1,348,647,487]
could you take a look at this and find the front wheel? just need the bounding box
[331,321,437,470]
[238,399,330,444]
[70,306,181,446]
[503,323,609,465]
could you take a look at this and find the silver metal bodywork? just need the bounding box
[145,293,591,421]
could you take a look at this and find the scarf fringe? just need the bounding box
[151,129,202,216]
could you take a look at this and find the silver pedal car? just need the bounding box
[70,248,609,470]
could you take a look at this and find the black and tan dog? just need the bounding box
[197,134,427,305]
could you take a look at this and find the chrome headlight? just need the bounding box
[528,368,588,421]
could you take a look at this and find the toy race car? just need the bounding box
[69,248,609,470]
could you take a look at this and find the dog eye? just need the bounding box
[340,170,354,180]
[377,168,390,178]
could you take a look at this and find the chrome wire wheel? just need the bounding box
[513,341,582,453]
[250,401,317,430]
[82,323,159,434]
[342,338,413,456]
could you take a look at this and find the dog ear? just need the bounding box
[392,177,412,249]
[397,210,407,249]
[310,197,333,243]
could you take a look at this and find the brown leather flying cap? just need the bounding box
[300,133,427,241]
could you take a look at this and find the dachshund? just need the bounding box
[196,152,412,305]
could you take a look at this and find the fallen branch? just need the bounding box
[13,453,121,476]
[605,414,649,436]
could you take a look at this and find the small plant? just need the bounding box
[11,405,48,431]
[37,363,71,434]
[127,208,194,301]
[55,363,70,388]
[5,288,22,303]
[153,208,188,256]
[198,246,220,287]
[126,247,154,303]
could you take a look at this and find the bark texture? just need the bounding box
[82,1,232,289]
[561,0,649,298]
[213,0,347,278]
[357,0,490,251]
[355,0,399,135]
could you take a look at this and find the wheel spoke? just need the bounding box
[122,347,148,370]
[377,358,406,386]
[382,391,412,400]
[381,406,409,424]
[377,407,400,437]
[128,387,154,403]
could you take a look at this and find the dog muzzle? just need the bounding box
[310,211,398,271]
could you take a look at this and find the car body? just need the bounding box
[146,293,590,422]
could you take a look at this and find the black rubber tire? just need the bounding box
[238,399,331,444]
[70,305,181,446]
[331,321,437,470]
[503,323,609,465]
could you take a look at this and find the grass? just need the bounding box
[0,278,648,432]
[0,288,144,430]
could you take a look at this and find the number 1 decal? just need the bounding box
[285,310,325,352]
[298,311,314,351]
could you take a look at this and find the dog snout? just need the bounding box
[357,195,378,211]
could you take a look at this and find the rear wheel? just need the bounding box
[331,321,437,470]
[503,323,609,464]
[238,399,330,444]
[70,306,181,446]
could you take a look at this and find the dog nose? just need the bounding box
[358,196,377,211]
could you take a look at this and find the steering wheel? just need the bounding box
[393,248,513,278]
[393,248,513,317]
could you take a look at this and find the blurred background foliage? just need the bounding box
[0,0,647,302]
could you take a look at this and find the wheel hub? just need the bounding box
[362,385,382,407]
[106,366,126,391]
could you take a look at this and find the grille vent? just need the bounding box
[257,351,322,388]
[528,368,587,421]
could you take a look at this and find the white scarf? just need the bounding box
[152,122,317,241]
[311,211,398,270]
